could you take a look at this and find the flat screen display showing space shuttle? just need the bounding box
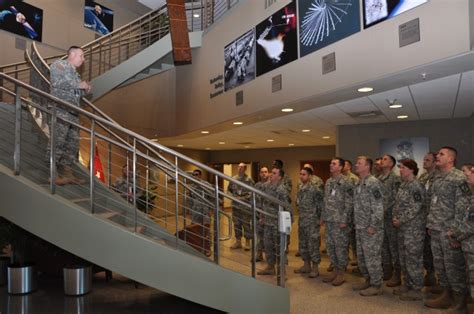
[363,0,428,28]
[255,1,298,77]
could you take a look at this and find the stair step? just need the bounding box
[126,225,146,234]
[95,211,119,220]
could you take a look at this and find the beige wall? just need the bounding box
[174,0,472,135]
[0,0,149,65]
[338,117,474,168]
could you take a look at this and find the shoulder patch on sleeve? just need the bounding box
[373,189,382,200]
[460,182,472,195]
[413,191,422,202]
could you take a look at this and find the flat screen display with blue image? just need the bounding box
[0,0,43,41]
[363,0,428,28]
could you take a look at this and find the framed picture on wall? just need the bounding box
[0,0,43,41]
[379,137,429,175]
[224,28,256,92]
[84,0,114,35]
[363,0,428,28]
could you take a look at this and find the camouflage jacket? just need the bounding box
[418,170,440,217]
[296,182,323,220]
[322,174,353,223]
[254,180,269,210]
[453,192,474,246]
[188,180,213,216]
[281,174,293,195]
[297,175,324,192]
[378,171,402,211]
[263,182,291,226]
[427,167,472,232]
[227,174,254,208]
[393,179,425,227]
[346,172,359,185]
[50,59,84,108]
[353,175,385,230]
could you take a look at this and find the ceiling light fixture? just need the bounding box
[233,121,243,125]
[389,104,403,109]
[205,147,211,150]
[288,143,295,146]
[357,87,374,93]
[397,115,409,119]
[201,130,210,134]
[302,129,311,133]
[193,14,200,18]
[177,144,183,147]
[218,142,225,145]
[266,139,275,142]
[244,146,250,148]
[281,108,294,113]
[322,136,330,139]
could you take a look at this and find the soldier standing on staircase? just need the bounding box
[47,46,91,185]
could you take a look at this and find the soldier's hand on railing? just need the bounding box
[79,80,92,93]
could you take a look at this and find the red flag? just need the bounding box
[94,145,106,183]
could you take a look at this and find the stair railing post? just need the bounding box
[49,103,57,194]
[0,72,4,102]
[183,177,187,239]
[88,47,93,81]
[251,192,257,278]
[13,85,22,175]
[132,138,137,232]
[165,173,169,228]
[174,156,179,248]
[213,174,220,264]
[99,44,103,75]
[145,150,149,214]
[107,142,112,188]
[89,120,96,214]
[118,30,122,64]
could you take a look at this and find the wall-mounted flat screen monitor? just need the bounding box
[84,0,114,35]
[224,28,256,92]
[363,0,428,28]
[299,0,360,58]
[256,1,298,77]
[0,0,43,41]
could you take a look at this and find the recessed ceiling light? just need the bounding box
[302,129,311,133]
[358,87,374,93]
[218,142,225,145]
[397,115,409,119]
[201,131,210,134]
[244,146,250,148]
[281,108,293,112]
[205,147,211,150]
[193,14,200,18]
[288,143,295,146]
[389,104,403,109]
[151,138,159,142]
[233,121,243,125]
[177,144,183,147]
[266,139,274,142]
[322,136,330,139]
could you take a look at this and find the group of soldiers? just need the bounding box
[222,149,473,313]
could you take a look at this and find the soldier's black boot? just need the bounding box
[424,289,453,309]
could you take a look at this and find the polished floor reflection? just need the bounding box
[0,272,222,314]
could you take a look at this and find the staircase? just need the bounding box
[0,2,291,312]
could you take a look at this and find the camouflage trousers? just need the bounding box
[398,224,425,290]
[356,228,384,286]
[46,110,79,168]
[325,222,350,270]
[298,215,321,264]
[462,239,474,299]
[383,208,400,271]
[349,224,357,259]
[264,223,280,266]
[423,230,435,272]
[256,221,264,254]
[430,230,467,294]
[232,206,252,240]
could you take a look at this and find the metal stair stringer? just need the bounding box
[0,166,289,314]
[90,31,202,102]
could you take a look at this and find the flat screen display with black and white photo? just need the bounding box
[363,0,428,28]
[256,1,298,77]
[224,29,256,92]
[0,0,43,41]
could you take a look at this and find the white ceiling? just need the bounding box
[157,69,474,151]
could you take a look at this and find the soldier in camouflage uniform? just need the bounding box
[322,158,353,286]
[418,152,439,288]
[47,46,91,185]
[228,163,255,250]
[392,159,426,301]
[425,147,471,310]
[343,160,359,269]
[450,165,474,314]
[294,167,324,278]
[379,154,402,286]
[254,166,270,261]
[112,164,144,203]
[188,169,212,226]
[352,156,385,296]
[258,168,291,275]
